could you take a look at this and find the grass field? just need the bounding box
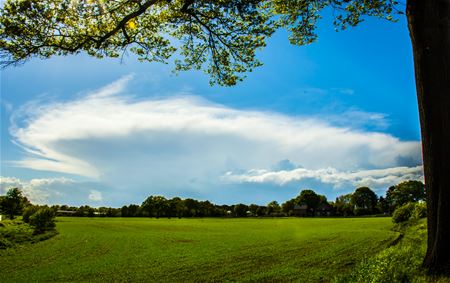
[0,217,398,282]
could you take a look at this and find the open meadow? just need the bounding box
[0,217,398,282]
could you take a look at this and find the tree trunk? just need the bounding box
[407,0,450,275]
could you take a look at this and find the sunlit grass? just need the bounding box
[0,217,397,282]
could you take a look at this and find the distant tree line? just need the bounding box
[8,180,423,219]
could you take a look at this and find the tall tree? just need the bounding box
[141,195,168,218]
[281,199,296,216]
[296,189,321,214]
[407,3,450,270]
[351,187,378,215]
[0,188,29,219]
[335,193,354,216]
[1,0,449,274]
[386,180,425,212]
[233,203,248,217]
[266,200,281,215]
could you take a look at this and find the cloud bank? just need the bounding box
[222,166,424,191]
[6,76,423,204]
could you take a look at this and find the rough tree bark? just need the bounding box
[407,0,450,275]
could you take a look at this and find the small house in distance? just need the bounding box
[315,204,334,216]
[293,205,309,217]
[293,204,334,217]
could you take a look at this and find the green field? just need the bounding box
[0,217,398,282]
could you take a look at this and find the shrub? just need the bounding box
[392,202,415,223]
[412,202,427,220]
[22,206,39,223]
[29,207,56,234]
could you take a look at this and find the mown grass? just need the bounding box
[0,217,397,282]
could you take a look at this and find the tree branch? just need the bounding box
[96,0,159,48]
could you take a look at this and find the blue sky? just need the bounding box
[0,13,423,207]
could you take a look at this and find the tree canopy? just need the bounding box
[296,189,321,209]
[351,186,378,215]
[0,188,29,219]
[0,0,275,85]
[0,0,399,86]
[386,180,425,212]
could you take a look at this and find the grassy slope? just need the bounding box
[0,217,397,282]
[335,219,450,283]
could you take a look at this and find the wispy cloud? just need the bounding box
[326,109,390,131]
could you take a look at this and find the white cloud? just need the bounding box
[6,76,422,203]
[0,176,111,205]
[222,166,424,191]
[88,190,102,201]
[0,176,74,204]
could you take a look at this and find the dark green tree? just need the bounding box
[377,196,389,214]
[334,194,354,216]
[0,196,5,216]
[22,205,39,223]
[87,207,95,217]
[166,197,180,218]
[1,0,449,274]
[281,199,296,216]
[183,198,199,217]
[141,195,168,218]
[351,187,378,215]
[197,200,215,217]
[386,180,425,212]
[174,199,187,218]
[0,188,29,219]
[266,201,280,216]
[296,189,321,214]
[121,205,130,217]
[29,207,56,234]
[128,204,141,217]
[106,207,119,217]
[248,204,259,216]
[255,206,266,217]
[233,203,248,217]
